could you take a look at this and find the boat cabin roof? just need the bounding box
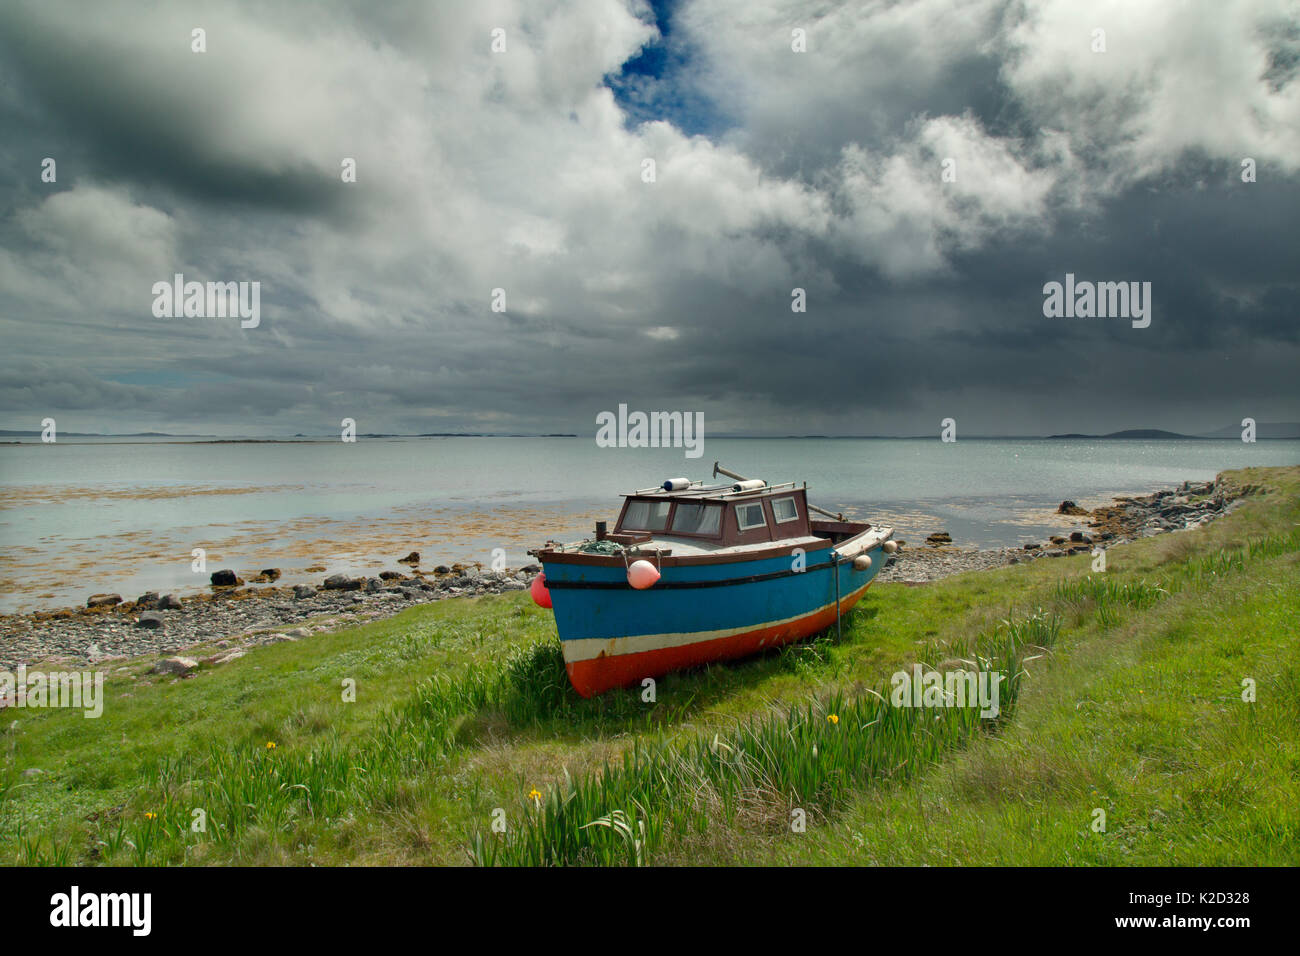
[612,481,815,548]
[622,479,801,501]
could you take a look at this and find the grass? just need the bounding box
[1,465,1297,866]
[469,610,1064,866]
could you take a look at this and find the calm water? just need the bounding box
[2,437,1296,611]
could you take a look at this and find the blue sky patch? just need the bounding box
[605,0,731,137]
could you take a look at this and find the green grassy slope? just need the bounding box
[1,466,1296,866]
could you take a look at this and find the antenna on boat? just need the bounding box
[713,461,767,493]
[712,461,749,482]
[807,501,846,523]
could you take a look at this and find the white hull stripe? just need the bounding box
[562,580,873,664]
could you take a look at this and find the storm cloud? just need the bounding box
[0,0,1296,437]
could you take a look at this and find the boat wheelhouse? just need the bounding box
[532,463,896,697]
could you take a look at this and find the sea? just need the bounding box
[1,436,1296,612]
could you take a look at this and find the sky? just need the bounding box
[0,0,1297,437]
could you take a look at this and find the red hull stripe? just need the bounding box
[564,582,873,697]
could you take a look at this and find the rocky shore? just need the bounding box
[0,477,1251,673]
[876,477,1249,583]
[0,564,538,673]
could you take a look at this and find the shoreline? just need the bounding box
[0,476,1248,672]
[876,476,1247,582]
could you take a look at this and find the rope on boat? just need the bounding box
[577,539,625,555]
[619,546,662,572]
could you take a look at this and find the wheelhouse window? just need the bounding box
[735,501,767,531]
[772,496,799,523]
[622,499,671,532]
[671,502,722,535]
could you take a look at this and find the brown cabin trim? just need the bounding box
[810,519,871,537]
[536,537,838,568]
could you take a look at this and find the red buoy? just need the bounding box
[529,572,552,608]
[627,559,661,590]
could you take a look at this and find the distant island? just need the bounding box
[1046,424,1300,440]
[1,423,1297,440]
[0,430,216,438]
[1047,429,1192,440]
[0,431,580,440]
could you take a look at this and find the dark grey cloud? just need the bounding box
[0,0,1296,439]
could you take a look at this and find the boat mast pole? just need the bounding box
[712,461,750,483]
[807,502,846,523]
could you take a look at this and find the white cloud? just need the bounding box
[0,0,1295,433]
[1003,0,1300,178]
[832,114,1062,278]
[2,185,177,313]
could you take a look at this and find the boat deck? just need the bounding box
[627,533,829,557]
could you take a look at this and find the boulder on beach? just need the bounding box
[202,649,247,666]
[136,611,165,629]
[1057,500,1089,516]
[293,584,318,599]
[254,568,282,582]
[210,569,241,587]
[154,656,198,676]
[433,565,451,574]
[1069,531,1093,543]
[158,593,182,609]
[925,532,952,546]
[398,551,420,565]
[379,570,403,580]
[135,591,159,609]
[86,593,122,608]
[322,573,360,591]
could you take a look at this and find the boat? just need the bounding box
[530,463,897,697]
